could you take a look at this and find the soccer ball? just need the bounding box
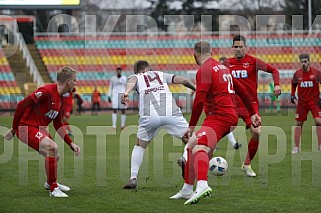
[209,156,228,176]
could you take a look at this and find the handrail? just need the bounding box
[15,33,44,87]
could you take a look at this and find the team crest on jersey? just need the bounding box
[310,75,315,80]
[243,62,249,68]
[35,91,42,98]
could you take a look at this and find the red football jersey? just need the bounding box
[224,54,280,107]
[292,67,321,102]
[196,58,236,115]
[19,83,63,127]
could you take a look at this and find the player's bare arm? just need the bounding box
[70,142,81,156]
[274,85,281,97]
[121,76,138,106]
[172,75,196,91]
[53,113,80,155]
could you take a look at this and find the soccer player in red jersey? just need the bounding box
[290,53,321,154]
[4,66,81,198]
[170,41,261,205]
[219,56,242,149]
[223,35,281,177]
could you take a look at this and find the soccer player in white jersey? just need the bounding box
[122,60,196,189]
[108,67,127,129]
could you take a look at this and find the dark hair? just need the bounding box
[134,60,149,74]
[219,56,227,62]
[233,35,246,45]
[116,67,122,71]
[299,53,310,61]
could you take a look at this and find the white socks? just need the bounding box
[227,132,237,147]
[112,113,117,128]
[130,145,145,180]
[121,114,126,127]
[182,183,193,193]
[112,113,126,128]
[197,180,208,189]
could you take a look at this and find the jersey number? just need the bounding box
[35,132,43,140]
[223,74,235,94]
[143,72,163,87]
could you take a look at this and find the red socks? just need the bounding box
[245,138,259,165]
[45,157,58,191]
[194,150,209,181]
[184,148,195,185]
[294,126,302,148]
[184,149,209,184]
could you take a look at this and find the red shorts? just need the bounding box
[62,105,73,119]
[196,114,238,149]
[296,100,321,121]
[16,126,50,152]
[236,102,259,129]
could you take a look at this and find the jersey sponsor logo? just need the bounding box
[45,110,59,120]
[231,70,248,78]
[35,91,42,98]
[243,62,249,68]
[300,81,313,87]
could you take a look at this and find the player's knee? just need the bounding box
[251,126,261,136]
[181,136,188,144]
[42,141,58,157]
[48,144,58,157]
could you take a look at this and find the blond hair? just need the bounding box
[194,41,211,55]
[56,66,76,83]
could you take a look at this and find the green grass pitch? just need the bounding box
[1,110,321,213]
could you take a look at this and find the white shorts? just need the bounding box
[112,93,126,109]
[137,114,188,141]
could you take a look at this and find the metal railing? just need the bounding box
[15,33,44,87]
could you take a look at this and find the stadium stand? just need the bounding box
[31,33,321,109]
[0,48,24,110]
